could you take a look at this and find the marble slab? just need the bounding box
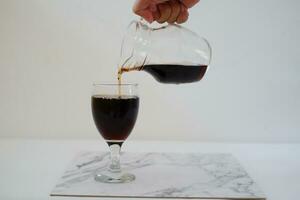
[51,152,265,199]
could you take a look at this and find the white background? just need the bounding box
[0,0,299,142]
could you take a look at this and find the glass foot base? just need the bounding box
[95,171,135,183]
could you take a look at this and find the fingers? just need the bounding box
[154,0,187,24]
[176,4,189,24]
[156,3,172,24]
[181,0,200,8]
[135,9,155,23]
[167,0,181,23]
[132,0,151,13]
[133,0,196,24]
[133,0,156,23]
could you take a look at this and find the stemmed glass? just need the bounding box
[91,83,139,183]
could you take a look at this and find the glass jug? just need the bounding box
[118,20,212,84]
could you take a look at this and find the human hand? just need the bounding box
[133,0,199,24]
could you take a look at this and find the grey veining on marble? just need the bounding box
[51,152,265,199]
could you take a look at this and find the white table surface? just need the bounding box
[0,139,299,200]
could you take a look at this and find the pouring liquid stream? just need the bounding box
[117,66,141,96]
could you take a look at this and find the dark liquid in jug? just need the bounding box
[118,64,208,84]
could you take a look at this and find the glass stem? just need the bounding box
[108,144,121,173]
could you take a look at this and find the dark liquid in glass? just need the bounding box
[118,64,208,84]
[91,95,139,145]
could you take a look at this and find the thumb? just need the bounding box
[134,9,154,23]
